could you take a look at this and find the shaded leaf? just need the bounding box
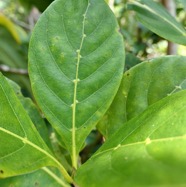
[127,0,186,45]
[76,90,186,187]
[0,14,21,44]
[28,0,125,168]
[0,26,27,68]
[19,0,54,12]
[0,25,31,96]
[124,52,141,71]
[98,56,186,138]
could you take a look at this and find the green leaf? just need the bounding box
[98,56,186,138]
[0,73,72,183]
[76,90,186,187]
[127,0,186,45]
[28,0,125,168]
[8,79,51,147]
[0,167,70,187]
[20,98,52,146]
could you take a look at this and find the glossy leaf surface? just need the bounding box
[98,56,186,138]
[28,0,125,167]
[76,90,186,187]
[128,0,186,45]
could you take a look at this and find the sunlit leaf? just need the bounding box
[76,90,186,187]
[0,73,72,183]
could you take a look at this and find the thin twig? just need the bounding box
[0,64,28,75]
[12,18,31,31]
[162,0,177,54]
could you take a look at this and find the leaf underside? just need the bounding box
[28,0,125,162]
[76,90,186,187]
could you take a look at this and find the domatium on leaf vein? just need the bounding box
[72,1,90,169]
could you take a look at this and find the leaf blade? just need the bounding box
[98,56,186,138]
[8,79,51,147]
[0,73,72,183]
[76,90,186,187]
[28,0,125,165]
[0,167,70,187]
[127,0,186,45]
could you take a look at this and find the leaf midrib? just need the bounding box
[93,135,186,158]
[42,167,70,187]
[71,0,90,169]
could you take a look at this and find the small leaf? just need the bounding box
[127,0,186,45]
[28,0,125,167]
[98,56,186,138]
[0,167,70,187]
[76,90,186,187]
[0,73,72,183]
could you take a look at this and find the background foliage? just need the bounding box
[1,0,186,165]
[0,0,186,186]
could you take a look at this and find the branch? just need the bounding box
[162,0,177,55]
[0,64,28,75]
